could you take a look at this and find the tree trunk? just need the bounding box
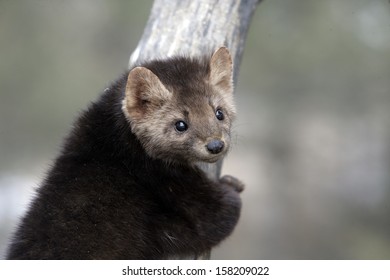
[129,0,259,259]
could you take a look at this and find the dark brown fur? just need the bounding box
[6,48,243,259]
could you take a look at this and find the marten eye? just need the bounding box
[175,121,188,132]
[215,109,224,121]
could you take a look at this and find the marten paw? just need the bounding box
[220,175,245,193]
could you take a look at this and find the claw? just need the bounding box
[220,175,245,193]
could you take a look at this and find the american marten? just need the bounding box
[7,47,244,259]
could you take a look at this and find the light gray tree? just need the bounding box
[130,0,260,259]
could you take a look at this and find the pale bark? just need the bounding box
[129,0,259,259]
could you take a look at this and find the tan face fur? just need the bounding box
[122,47,236,164]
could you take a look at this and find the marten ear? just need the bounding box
[209,47,234,95]
[123,67,171,120]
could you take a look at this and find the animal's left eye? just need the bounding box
[215,109,224,121]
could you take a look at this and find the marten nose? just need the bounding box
[206,140,225,154]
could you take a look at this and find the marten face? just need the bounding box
[122,47,236,164]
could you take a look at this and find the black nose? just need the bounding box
[206,140,225,154]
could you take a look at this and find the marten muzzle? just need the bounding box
[206,140,225,154]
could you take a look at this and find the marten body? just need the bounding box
[7,47,243,259]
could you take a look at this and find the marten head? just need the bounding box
[122,47,236,164]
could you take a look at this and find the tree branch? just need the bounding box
[129,0,259,259]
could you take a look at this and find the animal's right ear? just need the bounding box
[123,67,171,121]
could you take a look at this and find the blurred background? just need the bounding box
[1,0,390,259]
